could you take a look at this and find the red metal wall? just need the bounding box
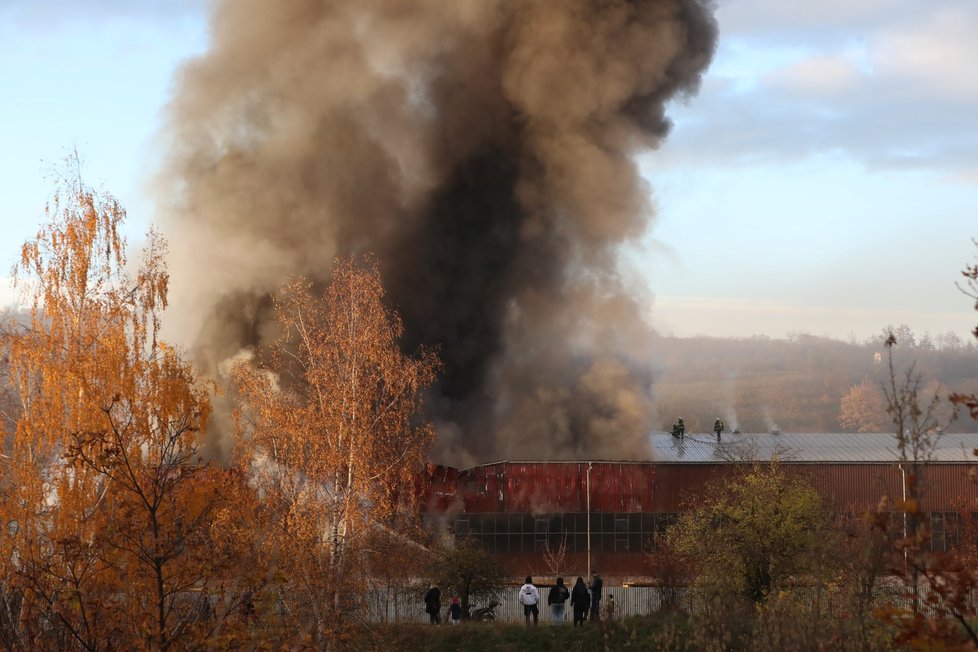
[426,461,978,515]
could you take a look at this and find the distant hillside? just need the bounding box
[652,329,978,434]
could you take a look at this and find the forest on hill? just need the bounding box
[652,327,978,434]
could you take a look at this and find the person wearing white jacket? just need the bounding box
[518,576,540,626]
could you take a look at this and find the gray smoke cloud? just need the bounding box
[157,0,717,463]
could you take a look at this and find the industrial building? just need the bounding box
[424,432,978,580]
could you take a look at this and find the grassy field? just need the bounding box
[353,615,694,651]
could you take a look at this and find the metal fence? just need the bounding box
[364,582,978,625]
[364,586,681,624]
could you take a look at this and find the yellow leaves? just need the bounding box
[231,256,439,633]
[896,498,919,514]
[0,166,239,649]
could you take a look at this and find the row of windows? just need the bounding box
[449,512,677,536]
[443,511,978,555]
[448,512,678,555]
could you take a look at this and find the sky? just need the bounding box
[0,0,976,343]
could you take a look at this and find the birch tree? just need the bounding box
[232,257,438,645]
[0,164,244,650]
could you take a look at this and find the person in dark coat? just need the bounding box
[424,584,441,625]
[547,577,570,625]
[570,576,590,626]
[672,418,685,438]
[589,573,603,622]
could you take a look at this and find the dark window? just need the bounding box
[482,515,495,534]
[454,519,469,536]
[641,514,655,534]
[562,513,577,533]
[946,512,960,548]
[614,521,629,552]
[508,534,521,553]
[931,513,946,552]
[534,519,549,552]
[574,533,587,553]
[629,513,642,532]
[629,533,642,552]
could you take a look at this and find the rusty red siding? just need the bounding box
[437,462,657,513]
[426,461,978,515]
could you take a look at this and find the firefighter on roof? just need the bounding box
[672,417,685,438]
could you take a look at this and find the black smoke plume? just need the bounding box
[157,0,717,463]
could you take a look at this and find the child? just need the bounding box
[450,596,462,625]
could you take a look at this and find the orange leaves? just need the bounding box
[0,167,248,650]
[839,377,888,433]
[895,498,919,515]
[231,256,439,638]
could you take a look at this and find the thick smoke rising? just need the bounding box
[158,0,717,463]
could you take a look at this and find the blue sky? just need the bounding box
[1,0,976,342]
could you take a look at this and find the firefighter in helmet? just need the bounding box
[714,417,725,441]
[672,417,685,438]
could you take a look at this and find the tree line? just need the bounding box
[653,327,978,434]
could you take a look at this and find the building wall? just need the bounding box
[425,460,978,578]
[427,461,977,514]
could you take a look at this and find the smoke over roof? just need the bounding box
[156,0,717,464]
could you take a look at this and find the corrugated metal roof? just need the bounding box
[648,431,978,464]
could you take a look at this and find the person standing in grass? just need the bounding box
[589,573,603,622]
[571,576,590,626]
[547,577,570,625]
[519,576,540,626]
[449,596,462,625]
[424,584,441,625]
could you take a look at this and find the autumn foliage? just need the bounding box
[0,169,438,650]
[0,167,248,650]
[230,261,439,644]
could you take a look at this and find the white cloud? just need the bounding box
[764,53,863,97]
[872,6,978,102]
[654,2,978,174]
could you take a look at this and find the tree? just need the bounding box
[542,534,568,580]
[668,461,825,603]
[0,163,242,649]
[644,539,691,613]
[951,241,978,420]
[882,324,917,349]
[430,537,506,620]
[869,248,978,648]
[231,257,438,644]
[838,377,887,432]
